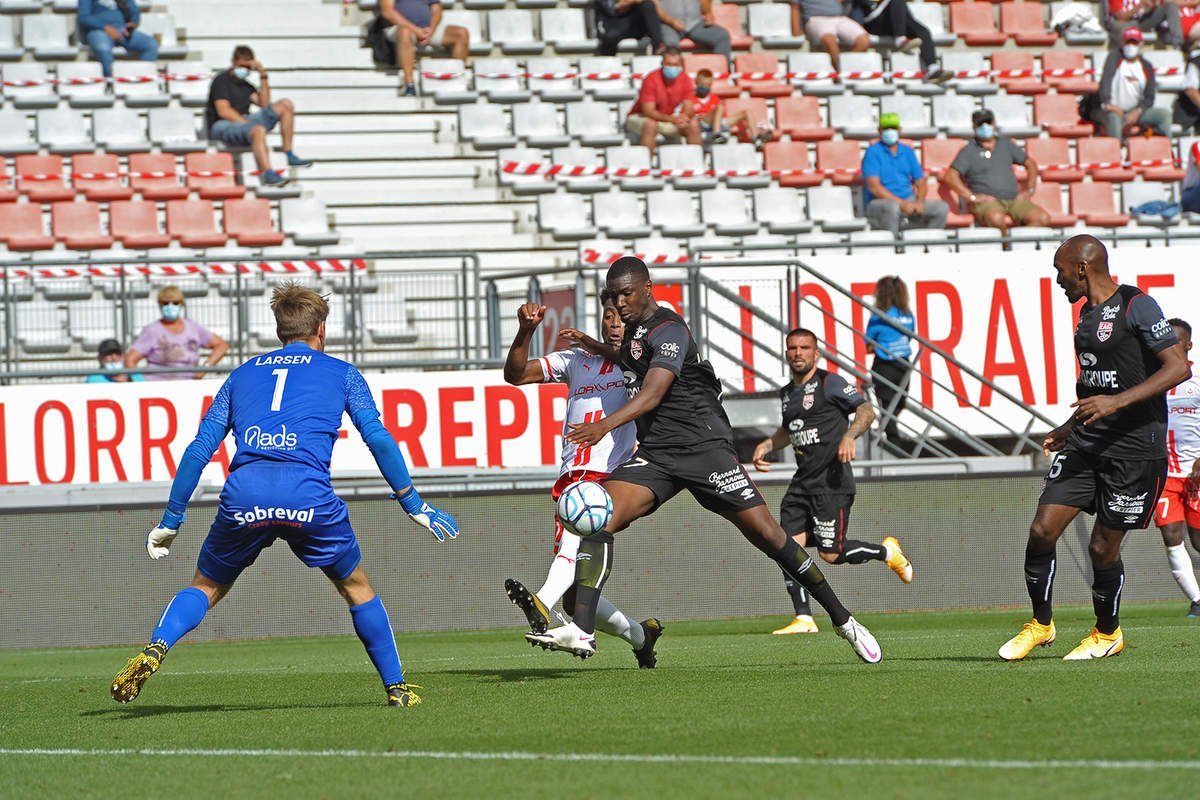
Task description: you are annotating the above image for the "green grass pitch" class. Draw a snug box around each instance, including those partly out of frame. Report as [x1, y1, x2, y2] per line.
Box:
[2, 603, 1198, 799]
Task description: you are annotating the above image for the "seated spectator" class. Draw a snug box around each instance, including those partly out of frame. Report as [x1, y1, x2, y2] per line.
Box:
[78, 0, 158, 78]
[1175, 41, 1200, 133]
[849, 0, 948, 83]
[943, 109, 1051, 234]
[1093, 29, 1171, 140]
[689, 69, 770, 144]
[87, 338, 144, 384]
[1103, 0, 1184, 47]
[378, 0, 470, 97]
[626, 47, 701, 153]
[126, 286, 229, 381]
[205, 45, 312, 188]
[791, 0, 869, 71]
[1184, 139, 1200, 212]
[595, 0, 665, 56]
[654, 0, 732, 65]
[862, 113, 948, 235]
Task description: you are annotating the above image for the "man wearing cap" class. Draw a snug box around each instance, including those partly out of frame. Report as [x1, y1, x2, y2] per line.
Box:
[1103, 0, 1183, 48]
[862, 113, 948, 236]
[87, 339, 145, 384]
[944, 109, 1051, 235]
[1093, 29, 1171, 140]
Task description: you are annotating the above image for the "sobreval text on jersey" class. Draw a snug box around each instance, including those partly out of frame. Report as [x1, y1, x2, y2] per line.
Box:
[254, 354, 313, 365]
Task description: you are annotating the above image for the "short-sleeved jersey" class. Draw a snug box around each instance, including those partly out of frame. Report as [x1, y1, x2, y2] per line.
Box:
[1167, 366, 1200, 477]
[205, 69, 257, 133]
[619, 305, 732, 451]
[780, 368, 868, 494]
[1069, 285, 1178, 459]
[540, 347, 636, 475]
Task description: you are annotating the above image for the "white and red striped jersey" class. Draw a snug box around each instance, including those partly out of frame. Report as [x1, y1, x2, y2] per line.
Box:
[540, 347, 636, 475]
[1167, 365, 1200, 477]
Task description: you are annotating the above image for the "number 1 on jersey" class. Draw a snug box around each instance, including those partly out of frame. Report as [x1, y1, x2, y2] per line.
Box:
[270, 368, 288, 411]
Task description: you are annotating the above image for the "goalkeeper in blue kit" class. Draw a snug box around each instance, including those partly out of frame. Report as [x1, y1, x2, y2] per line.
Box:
[110, 283, 458, 708]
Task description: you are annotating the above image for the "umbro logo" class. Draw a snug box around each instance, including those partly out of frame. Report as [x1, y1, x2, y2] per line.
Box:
[740, 487, 756, 499]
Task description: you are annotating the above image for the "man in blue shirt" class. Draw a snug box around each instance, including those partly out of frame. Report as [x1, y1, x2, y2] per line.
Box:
[77, 0, 158, 78]
[86, 338, 145, 383]
[862, 112, 948, 236]
[110, 283, 458, 708]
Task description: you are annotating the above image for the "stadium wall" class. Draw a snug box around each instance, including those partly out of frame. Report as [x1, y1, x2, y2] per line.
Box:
[2, 474, 1191, 649]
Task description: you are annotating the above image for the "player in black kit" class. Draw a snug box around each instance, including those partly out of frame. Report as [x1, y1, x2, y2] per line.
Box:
[999, 234, 1190, 661]
[526, 257, 883, 664]
[753, 328, 913, 635]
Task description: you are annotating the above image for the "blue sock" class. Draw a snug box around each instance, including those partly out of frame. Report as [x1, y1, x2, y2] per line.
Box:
[350, 595, 405, 686]
[149, 587, 209, 651]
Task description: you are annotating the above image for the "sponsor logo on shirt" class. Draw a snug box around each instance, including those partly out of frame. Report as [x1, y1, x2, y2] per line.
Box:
[1107, 491, 1149, 516]
[232, 505, 315, 527]
[1079, 352, 1098, 367]
[244, 424, 298, 450]
[623, 369, 640, 399]
[1101, 305, 1120, 321]
[1097, 321, 1113, 342]
[633, 325, 647, 339]
[1079, 370, 1119, 389]
[708, 466, 750, 494]
[1152, 318, 1172, 338]
[804, 380, 819, 392]
[572, 379, 626, 398]
[843, 385, 857, 396]
[659, 341, 680, 360]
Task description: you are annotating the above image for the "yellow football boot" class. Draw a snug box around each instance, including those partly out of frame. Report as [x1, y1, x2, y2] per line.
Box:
[772, 616, 819, 634]
[1063, 627, 1123, 660]
[110, 643, 166, 704]
[882, 537, 913, 583]
[386, 682, 423, 707]
[998, 619, 1056, 661]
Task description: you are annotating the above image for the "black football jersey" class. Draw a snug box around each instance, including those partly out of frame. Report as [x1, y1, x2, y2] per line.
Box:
[1068, 284, 1178, 459]
[780, 368, 867, 493]
[619, 305, 733, 451]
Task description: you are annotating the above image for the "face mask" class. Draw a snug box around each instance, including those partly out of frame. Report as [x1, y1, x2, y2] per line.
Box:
[975, 123, 995, 140]
[662, 65, 682, 81]
[695, 86, 710, 98]
[233, 66, 251, 80]
[880, 129, 900, 146]
[101, 360, 121, 371]
[1123, 44, 1140, 60]
[161, 303, 182, 321]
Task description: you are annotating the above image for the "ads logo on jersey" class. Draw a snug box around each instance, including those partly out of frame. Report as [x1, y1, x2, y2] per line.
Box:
[1097, 321, 1113, 342]
[633, 325, 647, 339]
[659, 341, 680, 360]
[1152, 318, 1172, 338]
[1100, 305, 1119, 321]
[244, 425, 297, 450]
[1078, 352, 1098, 367]
[708, 467, 749, 494]
[1107, 491, 1148, 516]
[843, 385, 857, 396]
[232, 505, 315, 527]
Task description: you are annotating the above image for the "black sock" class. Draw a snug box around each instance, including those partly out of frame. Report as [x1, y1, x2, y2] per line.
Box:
[779, 565, 812, 616]
[1092, 560, 1125, 635]
[833, 541, 887, 564]
[1024, 543, 1056, 625]
[571, 532, 614, 634]
[775, 538, 850, 626]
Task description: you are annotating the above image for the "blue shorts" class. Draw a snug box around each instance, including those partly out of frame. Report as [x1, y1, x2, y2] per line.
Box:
[209, 107, 280, 147]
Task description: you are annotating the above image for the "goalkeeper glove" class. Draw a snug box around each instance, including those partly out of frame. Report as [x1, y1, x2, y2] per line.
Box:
[392, 488, 459, 542]
[147, 509, 185, 560]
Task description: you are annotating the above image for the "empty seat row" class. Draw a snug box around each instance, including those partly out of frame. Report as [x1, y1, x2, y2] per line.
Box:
[1, 106, 213, 154]
[1, 153, 253, 201]
[0, 11, 182, 60]
[2, 61, 209, 107]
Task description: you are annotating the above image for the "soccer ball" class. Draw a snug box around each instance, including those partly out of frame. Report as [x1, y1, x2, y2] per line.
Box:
[556, 480, 612, 535]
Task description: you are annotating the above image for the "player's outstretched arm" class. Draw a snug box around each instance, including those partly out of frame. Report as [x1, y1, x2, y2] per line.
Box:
[503, 302, 548, 386]
[753, 426, 789, 472]
[559, 327, 620, 362]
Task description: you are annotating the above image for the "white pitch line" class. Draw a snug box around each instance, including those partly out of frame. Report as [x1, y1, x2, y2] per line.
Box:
[0, 748, 1197, 771]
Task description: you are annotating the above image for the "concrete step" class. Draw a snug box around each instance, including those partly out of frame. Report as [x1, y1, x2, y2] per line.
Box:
[340, 224, 531, 251]
[299, 114, 445, 134]
[317, 183, 498, 205]
[303, 160, 482, 180]
[293, 138, 461, 160]
[334, 203, 517, 224]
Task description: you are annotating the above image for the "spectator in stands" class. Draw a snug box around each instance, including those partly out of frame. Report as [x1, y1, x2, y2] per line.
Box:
[653, 0, 732, 66]
[206, 45, 312, 188]
[595, 0, 665, 56]
[1103, 0, 1184, 47]
[791, 0, 870, 71]
[378, 0, 470, 97]
[689, 69, 769, 144]
[626, 46, 701, 153]
[862, 113, 948, 235]
[849, 0, 949, 83]
[865, 275, 916, 454]
[78, 0, 159, 78]
[1174, 38, 1200, 132]
[125, 286, 229, 381]
[88, 338, 144, 384]
[1183, 139, 1200, 211]
[1093, 29, 1171, 140]
[944, 109, 1051, 235]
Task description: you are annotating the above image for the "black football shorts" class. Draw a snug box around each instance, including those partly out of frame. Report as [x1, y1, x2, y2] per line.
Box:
[780, 484, 855, 553]
[1038, 448, 1167, 530]
[605, 444, 766, 515]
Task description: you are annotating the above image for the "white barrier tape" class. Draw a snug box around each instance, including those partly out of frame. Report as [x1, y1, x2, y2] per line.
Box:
[7, 259, 367, 280]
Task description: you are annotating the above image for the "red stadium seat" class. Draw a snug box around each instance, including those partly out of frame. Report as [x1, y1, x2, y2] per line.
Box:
[763, 140, 822, 187]
[722, 96, 769, 141]
[920, 137, 966, 176]
[775, 97, 833, 141]
[0, 202, 54, 250]
[735, 52, 790, 97]
[991, 51, 1046, 95]
[166, 199, 228, 247]
[815, 139, 862, 185]
[15, 154, 75, 202]
[684, 54, 738, 98]
[949, 3, 1006, 46]
[1033, 94, 1092, 137]
[223, 197, 286, 246]
[1069, 181, 1130, 226]
[1026, 138, 1083, 182]
[110, 200, 171, 249]
[185, 152, 246, 200]
[1031, 183, 1079, 227]
[1127, 137, 1185, 181]
[52, 201, 114, 250]
[712, 4, 753, 50]
[999, 2, 1056, 46]
[72, 154, 133, 201]
[927, 177, 972, 227]
[1041, 51, 1098, 94]
[130, 152, 188, 200]
[1077, 137, 1135, 182]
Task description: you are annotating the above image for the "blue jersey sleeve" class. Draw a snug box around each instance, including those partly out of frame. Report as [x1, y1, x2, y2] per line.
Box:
[163, 377, 233, 523]
[344, 367, 418, 502]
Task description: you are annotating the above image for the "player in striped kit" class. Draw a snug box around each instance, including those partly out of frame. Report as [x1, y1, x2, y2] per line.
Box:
[502, 292, 664, 666]
[1153, 318, 1200, 618]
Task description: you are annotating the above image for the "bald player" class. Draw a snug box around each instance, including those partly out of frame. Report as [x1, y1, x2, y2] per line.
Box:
[999, 235, 1190, 661]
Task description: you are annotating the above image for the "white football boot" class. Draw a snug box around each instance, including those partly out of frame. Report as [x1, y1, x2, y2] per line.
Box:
[525, 621, 597, 659]
[835, 616, 883, 664]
